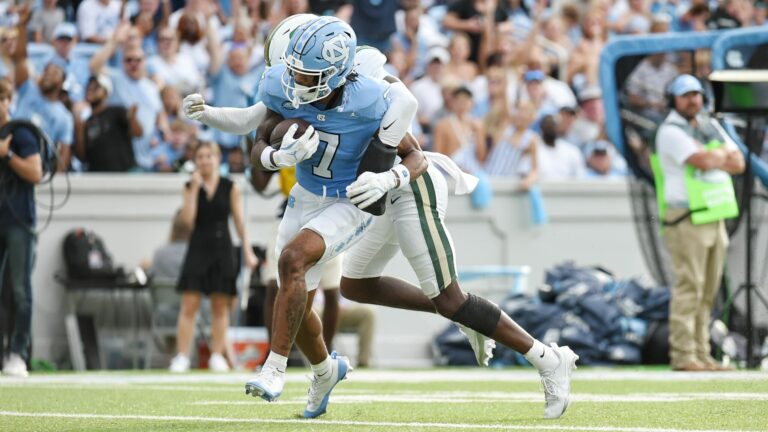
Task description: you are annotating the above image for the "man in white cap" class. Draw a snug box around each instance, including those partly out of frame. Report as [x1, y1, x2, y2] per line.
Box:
[654, 74, 745, 371]
[73, 74, 143, 171]
[410, 46, 451, 131]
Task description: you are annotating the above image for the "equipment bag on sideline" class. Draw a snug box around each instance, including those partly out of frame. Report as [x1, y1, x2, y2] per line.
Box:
[62, 228, 119, 280]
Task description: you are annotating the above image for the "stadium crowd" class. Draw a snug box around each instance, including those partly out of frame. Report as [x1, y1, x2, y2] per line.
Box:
[0, 0, 765, 180]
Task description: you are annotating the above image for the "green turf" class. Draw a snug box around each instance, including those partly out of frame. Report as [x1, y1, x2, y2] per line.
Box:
[1, 369, 767, 431]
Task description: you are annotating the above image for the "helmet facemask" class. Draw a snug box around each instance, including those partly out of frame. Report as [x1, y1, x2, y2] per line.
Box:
[281, 54, 343, 107]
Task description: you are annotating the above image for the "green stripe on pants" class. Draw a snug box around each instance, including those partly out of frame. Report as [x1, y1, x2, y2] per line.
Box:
[411, 173, 454, 291]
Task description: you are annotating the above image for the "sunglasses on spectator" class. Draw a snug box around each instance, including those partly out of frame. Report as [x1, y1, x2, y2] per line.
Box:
[124, 57, 144, 63]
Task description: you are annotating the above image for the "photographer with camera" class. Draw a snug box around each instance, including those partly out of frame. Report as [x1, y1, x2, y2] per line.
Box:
[0, 78, 43, 377]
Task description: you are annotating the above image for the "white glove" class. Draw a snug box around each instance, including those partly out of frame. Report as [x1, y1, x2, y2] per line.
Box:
[183, 93, 207, 121]
[272, 124, 320, 167]
[346, 171, 398, 209]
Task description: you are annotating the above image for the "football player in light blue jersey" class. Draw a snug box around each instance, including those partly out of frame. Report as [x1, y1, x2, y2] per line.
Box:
[184, 14, 577, 421]
[256, 63, 389, 197]
[242, 16, 426, 419]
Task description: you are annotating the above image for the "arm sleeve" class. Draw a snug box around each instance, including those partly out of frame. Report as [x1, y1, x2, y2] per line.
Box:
[657, 124, 698, 165]
[200, 102, 268, 135]
[377, 81, 417, 148]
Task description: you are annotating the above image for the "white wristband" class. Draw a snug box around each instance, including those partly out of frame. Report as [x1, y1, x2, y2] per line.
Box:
[391, 163, 411, 190]
[260, 147, 279, 171]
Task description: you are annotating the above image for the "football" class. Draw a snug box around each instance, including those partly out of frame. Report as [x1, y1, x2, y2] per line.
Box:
[269, 118, 312, 149]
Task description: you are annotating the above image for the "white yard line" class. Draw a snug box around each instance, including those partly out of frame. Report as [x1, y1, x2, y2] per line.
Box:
[192, 392, 768, 405]
[0, 411, 756, 432]
[1, 369, 766, 386]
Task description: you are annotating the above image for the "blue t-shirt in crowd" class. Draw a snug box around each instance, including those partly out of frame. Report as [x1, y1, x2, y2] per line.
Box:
[0, 126, 39, 226]
[107, 68, 163, 170]
[210, 64, 263, 149]
[14, 80, 74, 148]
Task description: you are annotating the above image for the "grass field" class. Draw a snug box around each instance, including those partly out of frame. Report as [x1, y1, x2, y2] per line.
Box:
[1, 368, 767, 431]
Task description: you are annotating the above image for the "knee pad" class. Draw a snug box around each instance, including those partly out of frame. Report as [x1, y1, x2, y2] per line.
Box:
[450, 293, 501, 337]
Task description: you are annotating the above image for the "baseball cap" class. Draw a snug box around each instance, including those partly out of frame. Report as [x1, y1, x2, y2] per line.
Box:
[578, 85, 602, 103]
[88, 74, 113, 96]
[426, 46, 450, 64]
[669, 74, 704, 96]
[584, 139, 610, 156]
[52, 22, 77, 41]
[523, 69, 545, 82]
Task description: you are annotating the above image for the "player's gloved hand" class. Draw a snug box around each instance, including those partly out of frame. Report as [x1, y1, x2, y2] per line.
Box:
[273, 124, 320, 167]
[183, 93, 207, 121]
[346, 171, 398, 209]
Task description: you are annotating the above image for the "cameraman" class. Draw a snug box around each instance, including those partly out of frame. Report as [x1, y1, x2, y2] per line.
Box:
[0, 78, 43, 377]
[654, 74, 744, 372]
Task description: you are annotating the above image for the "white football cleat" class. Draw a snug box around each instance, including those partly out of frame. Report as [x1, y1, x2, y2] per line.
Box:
[539, 343, 578, 419]
[303, 351, 351, 418]
[457, 324, 496, 366]
[245, 367, 285, 402]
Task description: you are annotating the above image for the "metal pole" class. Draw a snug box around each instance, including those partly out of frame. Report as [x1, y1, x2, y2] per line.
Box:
[745, 116, 754, 368]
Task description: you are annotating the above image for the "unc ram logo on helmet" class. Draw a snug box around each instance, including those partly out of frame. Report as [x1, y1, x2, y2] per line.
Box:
[281, 17, 356, 108]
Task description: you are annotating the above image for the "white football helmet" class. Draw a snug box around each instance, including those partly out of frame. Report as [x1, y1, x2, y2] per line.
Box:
[264, 14, 317, 67]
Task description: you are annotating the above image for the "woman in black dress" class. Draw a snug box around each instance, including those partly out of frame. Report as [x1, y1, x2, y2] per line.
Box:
[169, 142, 257, 372]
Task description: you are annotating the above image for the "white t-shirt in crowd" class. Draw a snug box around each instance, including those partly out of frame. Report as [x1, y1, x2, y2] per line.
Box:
[656, 110, 737, 206]
[77, 0, 121, 41]
[536, 138, 586, 181]
[410, 76, 443, 125]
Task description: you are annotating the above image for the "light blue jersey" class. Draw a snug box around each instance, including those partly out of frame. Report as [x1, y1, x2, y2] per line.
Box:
[259, 64, 390, 197]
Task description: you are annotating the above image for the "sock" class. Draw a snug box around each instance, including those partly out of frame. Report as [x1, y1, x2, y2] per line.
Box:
[264, 351, 288, 373]
[524, 340, 559, 371]
[311, 355, 332, 380]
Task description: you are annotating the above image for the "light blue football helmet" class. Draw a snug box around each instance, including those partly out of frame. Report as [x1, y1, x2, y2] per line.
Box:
[281, 16, 357, 107]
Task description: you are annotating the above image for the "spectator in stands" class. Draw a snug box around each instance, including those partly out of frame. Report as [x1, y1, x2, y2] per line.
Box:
[583, 137, 627, 178]
[350, 0, 397, 53]
[309, 0, 352, 19]
[0, 78, 43, 378]
[73, 74, 143, 171]
[567, 85, 605, 150]
[150, 118, 191, 172]
[130, 0, 170, 56]
[536, 114, 585, 180]
[0, 27, 18, 83]
[443, 0, 507, 65]
[432, 86, 485, 172]
[147, 26, 204, 96]
[756, 1, 767, 26]
[411, 46, 449, 133]
[707, 0, 742, 30]
[541, 14, 573, 61]
[174, 11, 220, 78]
[77, 0, 122, 44]
[12, 8, 74, 172]
[445, 32, 478, 84]
[566, 8, 606, 91]
[390, 4, 430, 82]
[90, 22, 167, 170]
[625, 51, 678, 123]
[170, 141, 257, 373]
[608, 0, 652, 35]
[654, 74, 744, 371]
[484, 101, 539, 190]
[271, 0, 311, 27]
[209, 46, 259, 157]
[678, 3, 711, 32]
[30, 0, 65, 43]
